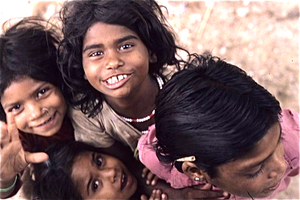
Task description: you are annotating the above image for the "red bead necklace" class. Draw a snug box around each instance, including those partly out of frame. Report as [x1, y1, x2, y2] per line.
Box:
[121, 74, 163, 124]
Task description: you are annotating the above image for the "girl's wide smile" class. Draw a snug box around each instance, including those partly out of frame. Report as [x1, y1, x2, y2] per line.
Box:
[102, 73, 132, 90]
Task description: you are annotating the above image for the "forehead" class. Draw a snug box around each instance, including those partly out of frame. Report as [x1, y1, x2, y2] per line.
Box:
[84, 22, 137, 43]
[218, 123, 281, 173]
[1, 77, 42, 100]
[72, 151, 90, 177]
[71, 152, 91, 189]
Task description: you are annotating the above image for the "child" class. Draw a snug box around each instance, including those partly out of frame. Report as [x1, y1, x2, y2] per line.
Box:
[58, 0, 188, 151]
[58, 1, 228, 198]
[29, 141, 168, 200]
[137, 54, 299, 199]
[0, 17, 74, 198]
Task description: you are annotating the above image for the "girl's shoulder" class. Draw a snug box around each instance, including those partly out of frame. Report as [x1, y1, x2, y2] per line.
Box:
[280, 109, 299, 170]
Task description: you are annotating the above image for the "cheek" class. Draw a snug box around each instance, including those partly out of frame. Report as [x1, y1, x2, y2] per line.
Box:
[83, 61, 100, 80]
[210, 173, 260, 198]
[52, 93, 67, 112]
[13, 115, 27, 130]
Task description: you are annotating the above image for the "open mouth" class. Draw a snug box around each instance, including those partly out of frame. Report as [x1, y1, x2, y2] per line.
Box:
[105, 74, 128, 85]
[121, 171, 127, 190]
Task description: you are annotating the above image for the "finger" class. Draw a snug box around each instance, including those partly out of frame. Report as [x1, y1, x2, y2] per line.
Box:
[154, 189, 162, 200]
[25, 152, 49, 164]
[149, 189, 159, 200]
[140, 194, 148, 200]
[151, 176, 160, 186]
[189, 189, 229, 199]
[198, 183, 212, 190]
[147, 172, 155, 182]
[142, 167, 149, 178]
[0, 121, 9, 147]
[161, 193, 168, 200]
[6, 113, 19, 141]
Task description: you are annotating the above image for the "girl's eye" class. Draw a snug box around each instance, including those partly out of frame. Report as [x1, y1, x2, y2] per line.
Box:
[37, 88, 50, 98]
[8, 104, 21, 112]
[248, 164, 264, 178]
[96, 156, 103, 167]
[90, 51, 103, 57]
[120, 44, 133, 50]
[92, 180, 99, 191]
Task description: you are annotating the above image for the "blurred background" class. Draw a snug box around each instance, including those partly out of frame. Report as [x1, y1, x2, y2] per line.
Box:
[1, 1, 299, 199]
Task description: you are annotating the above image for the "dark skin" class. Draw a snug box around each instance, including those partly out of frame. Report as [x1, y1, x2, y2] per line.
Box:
[101, 141, 229, 200]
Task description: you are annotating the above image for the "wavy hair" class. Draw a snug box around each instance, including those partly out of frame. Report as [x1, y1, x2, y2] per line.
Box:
[0, 17, 61, 122]
[58, 0, 188, 117]
[155, 54, 281, 178]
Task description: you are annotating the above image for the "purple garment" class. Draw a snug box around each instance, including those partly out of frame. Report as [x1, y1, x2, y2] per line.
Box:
[138, 109, 299, 199]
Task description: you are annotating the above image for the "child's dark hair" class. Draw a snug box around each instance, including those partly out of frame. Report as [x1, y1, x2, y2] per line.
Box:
[58, 0, 188, 117]
[30, 141, 141, 200]
[0, 17, 61, 122]
[30, 141, 91, 200]
[155, 54, 281, 178]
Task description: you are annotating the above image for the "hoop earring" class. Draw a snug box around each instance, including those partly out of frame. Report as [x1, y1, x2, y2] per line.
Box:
[42, 108, 50, 116]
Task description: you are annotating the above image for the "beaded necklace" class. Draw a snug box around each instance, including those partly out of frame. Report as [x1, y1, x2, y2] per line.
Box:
[121, 74, 164, 127]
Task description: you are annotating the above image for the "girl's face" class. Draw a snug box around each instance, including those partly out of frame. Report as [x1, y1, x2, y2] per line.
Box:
[1, 76, 67, 136]
[82, 22, 156, 101]
[71, 151, 138, 200]
[206, 122, 287, 198]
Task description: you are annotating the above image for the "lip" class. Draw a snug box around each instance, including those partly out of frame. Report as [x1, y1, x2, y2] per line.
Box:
[32, 112, 57, 131]
[102, 73, 131, 90]
[120, 170, 127, 190]
[268, 181, 281, 191]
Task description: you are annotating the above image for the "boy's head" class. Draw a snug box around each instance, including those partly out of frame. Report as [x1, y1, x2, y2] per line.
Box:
[155, 54, 285, 198]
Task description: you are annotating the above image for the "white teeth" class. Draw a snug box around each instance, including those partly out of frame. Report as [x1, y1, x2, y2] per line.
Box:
[112, 76, 118, 83]
[106, 74, 128, 84]
[118, 75, 124, 81]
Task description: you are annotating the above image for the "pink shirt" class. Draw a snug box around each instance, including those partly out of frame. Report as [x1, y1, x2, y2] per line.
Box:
[137, 109, 299, 199]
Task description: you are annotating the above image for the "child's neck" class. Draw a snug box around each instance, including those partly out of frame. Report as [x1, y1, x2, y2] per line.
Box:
[105, 74, 158, 119]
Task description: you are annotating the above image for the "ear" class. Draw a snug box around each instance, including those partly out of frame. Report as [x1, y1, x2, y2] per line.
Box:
[84, 74, 87, 80]
[182, 161, 208, 182]
[149, 52, 157, 63]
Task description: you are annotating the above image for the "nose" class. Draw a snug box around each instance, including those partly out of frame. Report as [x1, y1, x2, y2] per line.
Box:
[101, 168, 117, 183]
[267, 149, 287, 179]
[105, 51, 124, 70]
[26, 102, 42, 121]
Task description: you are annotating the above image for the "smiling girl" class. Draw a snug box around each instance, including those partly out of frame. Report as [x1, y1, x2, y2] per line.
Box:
[58, 0, 187, 151]
[0, 17, 74, 198]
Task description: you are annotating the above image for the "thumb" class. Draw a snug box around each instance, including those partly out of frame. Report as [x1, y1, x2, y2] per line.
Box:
[25, 152, 49, 164]
[200, 183, 213, 190]
[193, 182, 213, 190]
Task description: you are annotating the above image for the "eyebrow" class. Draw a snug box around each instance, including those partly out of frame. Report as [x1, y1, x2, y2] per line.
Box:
[86, 152, 96, 196]
[241, 126, 282, 171]
[82, 35, 138, 53]
[2, 82, 48, 110]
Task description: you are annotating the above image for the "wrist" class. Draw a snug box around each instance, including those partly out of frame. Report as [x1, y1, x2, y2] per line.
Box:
[0, 176, 17, 193]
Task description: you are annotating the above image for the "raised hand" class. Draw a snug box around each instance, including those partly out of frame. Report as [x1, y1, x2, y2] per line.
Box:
[141, 189, 168, 200]
[142, 167, 160, 186]
[0, 113, 48, 187]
